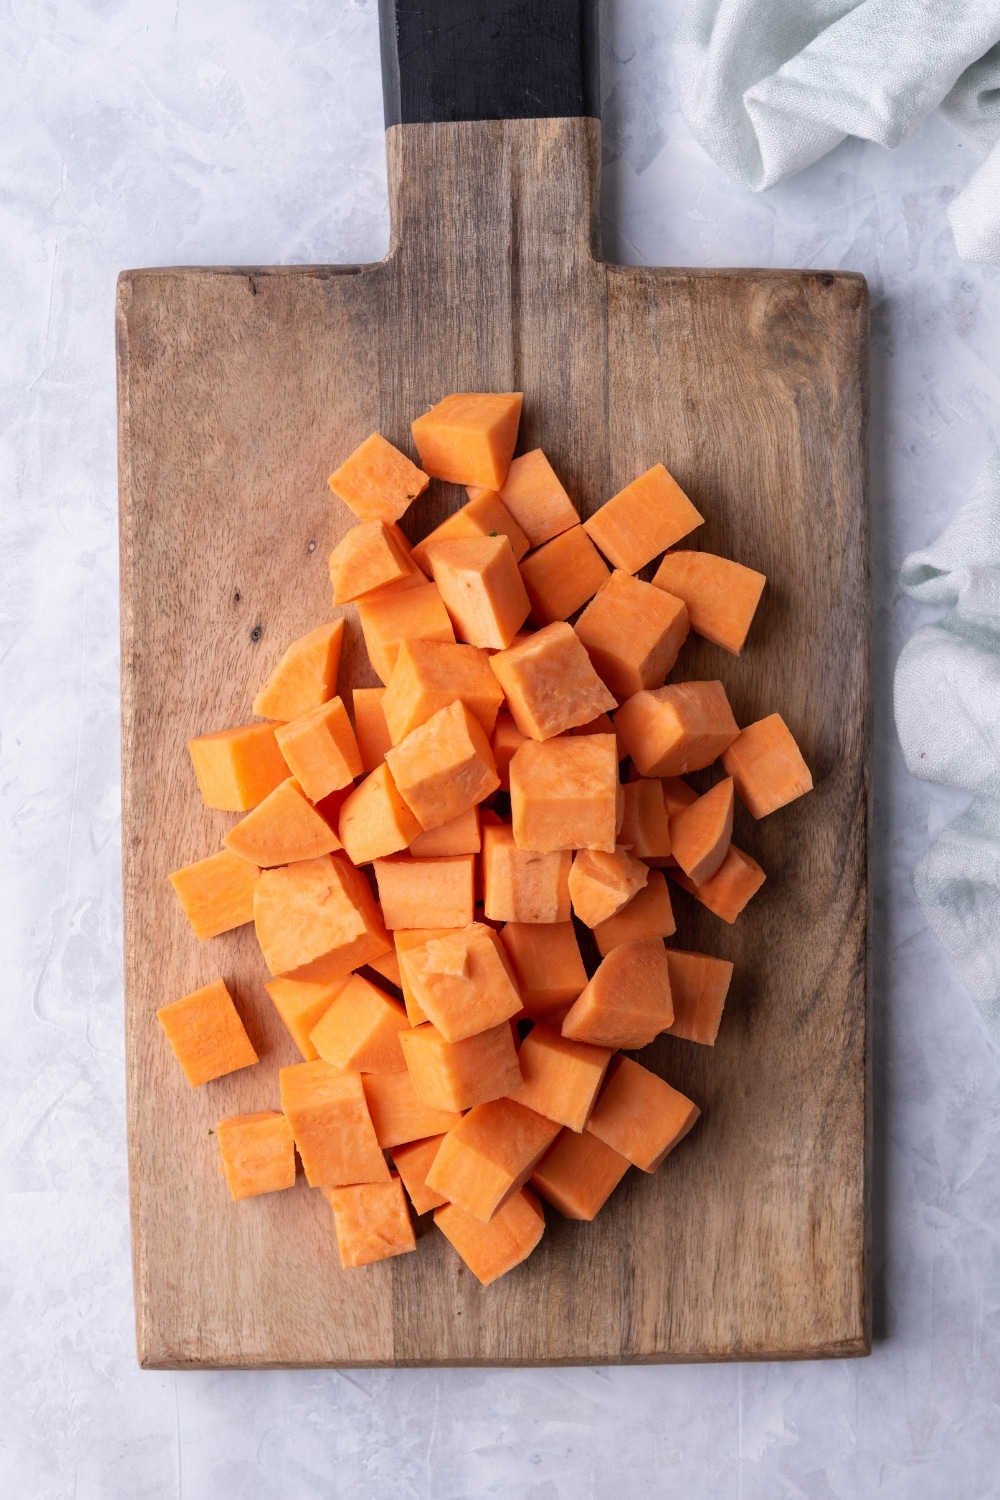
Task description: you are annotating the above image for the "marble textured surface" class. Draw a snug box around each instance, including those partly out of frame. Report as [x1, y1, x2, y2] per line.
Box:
[3, 0, 1000, 1494]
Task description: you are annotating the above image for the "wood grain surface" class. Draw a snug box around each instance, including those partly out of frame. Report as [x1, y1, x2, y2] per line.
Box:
[118, 117, 871, 1368]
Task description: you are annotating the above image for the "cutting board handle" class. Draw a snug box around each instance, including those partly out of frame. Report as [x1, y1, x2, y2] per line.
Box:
[378, 0, 599, 126]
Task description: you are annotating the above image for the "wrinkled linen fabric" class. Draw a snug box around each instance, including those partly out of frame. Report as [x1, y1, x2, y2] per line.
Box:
[673, 1, 1000, 264]
[895, 455, 1000, 1041]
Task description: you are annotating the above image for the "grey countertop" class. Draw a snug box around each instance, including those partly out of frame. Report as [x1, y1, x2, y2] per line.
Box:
[3, 1, 1000, 1495]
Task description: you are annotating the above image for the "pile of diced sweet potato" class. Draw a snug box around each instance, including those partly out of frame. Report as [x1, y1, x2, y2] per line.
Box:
[158, 392, 813, 1285]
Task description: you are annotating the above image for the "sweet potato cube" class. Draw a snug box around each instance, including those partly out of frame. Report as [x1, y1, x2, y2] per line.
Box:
[409, 806, 481, 857]
[385, 699, 499, 831]
[491, 710, 527, 790]
[583, 463, 704, 573]
[531, 1129, 630, 1220]
[394, 926, 462, 1026]
[593, 870, 676, 955]
[401, 1020, 522, 1112]
[575, 570, 690, 699]
[254, 852, 391, 980]
[721, 714, 813, 818]
[497, 448, 580, 546]
[224, 777, 341, 867]
[168, 847, 260, 940]
[670, 777, 734, 885]
[252, 619, 345, 722]
[411, 490, 529, 572]
[373, 854, 475, 929]
[279, 1061, 388, 1187]
[568, 846, 649, 927]
[396, 922, 522, 1041]
[390, 1134, 450, 1214]
[618, 777, 672, 859]
[216, 1111, 296, 1201]
[308, 973, 409, 1073]
[489, 622, 615, 741]
[482, 823, 571, 923]
[561, 937, 674, 1049]
[362, 1074, 462, 1149]
[519, 526, 610, 625]
[586, 1055, 700, 1171]
[652, 550, 766, 655]
[614, 681, 740, 777]
[322, 1175, 416, 1268]
[328, 431, 429, 523]
[498, 921, 588, 1021]
[337, 763, 422, 864]
[661, 776, 699, 818]
[328, 520, 424, 606]
[358, 582, 456, 684]
[425, 535, 530, 650]
[265, 974, 351, 1061]
[274, 697, 362, 803]
[664, 948, 734, 1045]
[510, 735, 620, 853]
[411, 392, 523, 489]
[507, 1023, 612, 1132]
[425, 1098, 560, 1222]
[435, 1186, 545, 1285]
[157, 979, 258, 1087]
[352, 687, 393, 772]
[669, 844, 766, 923]
[187, 722, 289, 811]
[382, 639, 504, 744]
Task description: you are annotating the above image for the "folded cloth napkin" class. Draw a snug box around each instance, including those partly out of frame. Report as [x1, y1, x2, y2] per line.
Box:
[895, 454, 1000, 1042]
[673, 1, 1000, 264]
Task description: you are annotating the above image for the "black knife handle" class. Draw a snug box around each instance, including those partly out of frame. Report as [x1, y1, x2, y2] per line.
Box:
[378, 0, 600, 127]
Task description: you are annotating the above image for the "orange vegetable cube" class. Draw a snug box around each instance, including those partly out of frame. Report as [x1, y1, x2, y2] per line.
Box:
[187, 721, 289, 812]
[531, 1129, 630, 1220]
[568, 846, 649, 927]
[382, 639, 504, 744]
[401, 1020, 522, 1112]
[583, 463, 704, 573]
[614, 680, 740, 777]
[308, 973, 409, 1072]
[409, 806, 481, 857]
[157, 978, 258, 1087]
[322, 1175, 416, 1268]
[482, 823, 571, 923]
[273, 697, 362, 803]
[510, 735, 620, 853]
[411, 392, 523, 489]
[337, 763, 422, 864]
[279, 1061, 388, 1187]
[252, 619, 345, 722]
[223, 777, 341, 867]
[661, 775, 699, 818]
[435, 1186, 545, 1285]
[618, 777, 672, 859]
[425, 1098, 560, 1222]
[358, 581, 456, 684]
[328, 520, 424, 606]
[327, 431, 429, 523]
[411, 490, 529, 572]
[394, 926, 462, 1026]
[586, 1055, 700, 1171]
[562, 937, 674, 1049]
[385, 699, 499, 831]
[491, 710, 527, 790]
[519, 525, 610, 626]
[352, 687, 393, 771]
[396, 923, 522, 1042]
[720, 714, 813, 818]
[253, 852, 391, 980]
[425, 535, 530, 650]
[593, 870, 676, 955]
[664, 948, 734, 1045]
[390, 1134, 450, 1214]
[168, 847, 260, 940]
[215, 1112, 296, 1201]
[652, 550, 766, 655]
[507, 1023, 612, 1132]
[265, 974, 351, 1061]
[669, 777, 734, 885]
[575, 570, 690, 699]
[498, 921, 588, 1021]
[373, 853, 475, 929]
[669, 844, 765, 923]
[362, 1074, 462, 1149]
[489, 622, 616, 741]
[496, 448, 580, 546]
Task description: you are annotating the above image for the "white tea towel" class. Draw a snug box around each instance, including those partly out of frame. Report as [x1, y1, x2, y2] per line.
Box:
[673, 1, 1000, 264]
[895, 454, 1000, 1041]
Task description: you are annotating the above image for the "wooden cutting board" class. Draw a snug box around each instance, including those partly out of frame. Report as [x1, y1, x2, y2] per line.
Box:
[117, 0, 870, 1367]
